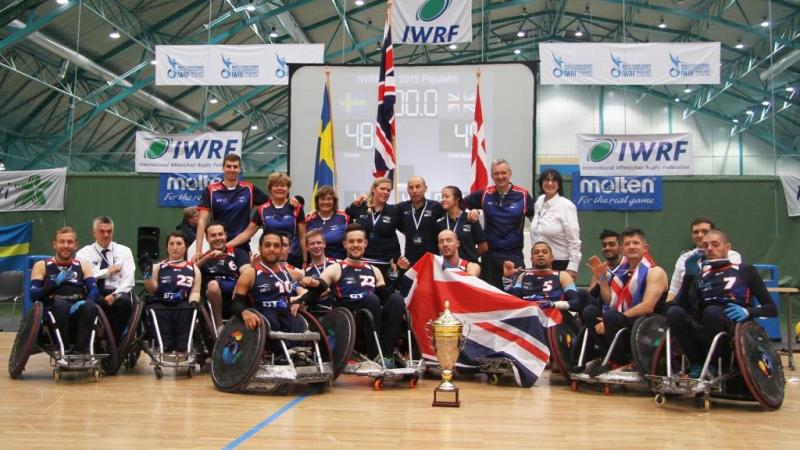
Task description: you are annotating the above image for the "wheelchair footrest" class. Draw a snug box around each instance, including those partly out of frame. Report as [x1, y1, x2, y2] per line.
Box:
[268, 331, 320, 341]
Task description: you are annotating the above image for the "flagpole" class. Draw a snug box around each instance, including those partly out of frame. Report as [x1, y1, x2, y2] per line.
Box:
[325, 65, 338, 196]
[387, 0, 398, 204]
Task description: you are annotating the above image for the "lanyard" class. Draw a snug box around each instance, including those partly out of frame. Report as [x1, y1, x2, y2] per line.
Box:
[411, 200, 428, 232]
[310, 259, 330, 277]
[371, 211, 383, 229]
[261, 262, 289, 283]
[445, 212, 461, 231]
[95, 244, 112, 266]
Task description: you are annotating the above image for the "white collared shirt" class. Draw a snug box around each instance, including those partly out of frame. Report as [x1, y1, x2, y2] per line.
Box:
[668, 247, 742, 295]
[76, 241, 135, 295]
[530, 193, 582, 272]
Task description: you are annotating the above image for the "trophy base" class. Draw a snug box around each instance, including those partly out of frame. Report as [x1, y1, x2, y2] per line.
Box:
[432, 387, 461, 407]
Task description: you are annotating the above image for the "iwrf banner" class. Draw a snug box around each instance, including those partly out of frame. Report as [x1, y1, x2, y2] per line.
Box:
[155, 44, 324, 86]
[393, 0, 472, 45]
[540, 42, 720, 85]
[0, 221, 32, 272]
[779, 172, 800, 217]
[0, 168, 66, 211]
[578, 133, 692, 176]
[135, 131, 242, 173]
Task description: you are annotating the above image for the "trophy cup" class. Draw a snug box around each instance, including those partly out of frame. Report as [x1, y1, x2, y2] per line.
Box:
[428, 301, 464, 407]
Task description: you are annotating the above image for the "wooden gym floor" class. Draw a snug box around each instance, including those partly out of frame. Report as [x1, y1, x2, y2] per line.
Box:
[1, 332, 799, 449]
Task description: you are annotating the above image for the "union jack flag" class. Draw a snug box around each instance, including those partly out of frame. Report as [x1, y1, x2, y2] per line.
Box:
[372, 12, 397, 182]
[404, 254, 561, 387]
[609, 253, 656, 312]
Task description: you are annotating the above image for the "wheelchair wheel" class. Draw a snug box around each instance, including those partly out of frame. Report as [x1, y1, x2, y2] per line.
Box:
[106, 296, 144, 374]
[198, 300, 217, 353]
[8, 302, 44, 379]
[354, 308, 379, 358]
[96, 307, 120, 375]
[630, 314, 667, 378]
[211, 309, 266, 392]
[735, 321, 785, 410]
[547, 313, 580, 382]
[318, 307, 357, 380]
[299, 310, 335, 371]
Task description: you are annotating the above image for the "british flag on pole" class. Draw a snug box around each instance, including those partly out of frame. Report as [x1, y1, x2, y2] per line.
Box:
[404, 253, 561, 387]
[372, 10, 397, 182]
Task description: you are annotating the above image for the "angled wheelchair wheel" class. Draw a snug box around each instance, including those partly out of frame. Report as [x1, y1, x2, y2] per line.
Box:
[547, 312, 580, 382]
[8, 302, 44, 379]
[318, 307, 357, 380]
[735, 321, 785, 410]
[631, 314, 668, 378]
[354, 308, 379, 358]
[106, 296, 145, 374]
[96, 306, 120, 375]
[300, 309, 335, 370]
[198, 300, 217, 352]
[211, 310, 266, 393]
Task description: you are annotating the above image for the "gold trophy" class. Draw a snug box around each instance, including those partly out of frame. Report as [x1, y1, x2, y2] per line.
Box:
[428, 301, 464, 407]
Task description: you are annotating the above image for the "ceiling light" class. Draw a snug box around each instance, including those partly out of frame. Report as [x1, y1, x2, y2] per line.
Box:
[761, 98, 770, 106]
[209, 96, 218, 104]
[269, 27, 279, 38]
[683, 86, 691, 93]
[0, 162, 5, 171]
[575, 28, 583, 37]
[109, 28, 121, 39]
[150, 59, 157, 65]
[674, 97, 680, 102]
[732, 118, 739, 124]
[448, 44, 457, 50]
[355, 0, 364, 6]
[267, 135, 275, 141]
[517, 30, 526, 38]
[56, 0, 69, 4]
[247, 1, 256, 12]
[658, 18, 667, 29]
[735, 38, 744, 49]
[786, 86, 795, 93]
[514, 49, 521, 55]
[277, 143, 284, 148]
[251, 124, 258, 130]
[760, 17, 770, 28]
[746, 108, 754, 115]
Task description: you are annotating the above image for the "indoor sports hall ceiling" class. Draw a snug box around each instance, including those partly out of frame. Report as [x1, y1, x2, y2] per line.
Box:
[0, 0, 797, 172]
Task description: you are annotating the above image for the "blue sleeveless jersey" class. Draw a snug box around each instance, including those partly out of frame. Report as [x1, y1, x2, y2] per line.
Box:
[698, 261, 751, 307]
[333, 261, 378, 301]
[201, 246, 248, 282]
[44, 258, 86, 297]
[154, 261, 195, 303]
[254, 201, 305, 261]
[251, 264, 297, 313]
[442, 258, 470, 273]
[511, 269, 564, 302]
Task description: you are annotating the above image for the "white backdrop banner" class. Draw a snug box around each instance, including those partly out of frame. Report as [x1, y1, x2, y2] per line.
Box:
[779, 172, 800, 217]
[155, 44, 324, 86]
[393, 0, 473, 44]
[540, 42, 720, 85]
[578, 133, 693, 176]
[135, 131, 242, 173]
[0, 168, 66, 211]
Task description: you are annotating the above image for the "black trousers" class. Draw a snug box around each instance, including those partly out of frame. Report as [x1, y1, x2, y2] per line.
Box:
[49, 298, 99, 353]
[150, 303, 194, 352]
[99, 290, 132, 345]
[481, 252, 524, 290]
[339, 293, 406, 356]
[666, 304, 733, 366]
[581, 305, 634, 365]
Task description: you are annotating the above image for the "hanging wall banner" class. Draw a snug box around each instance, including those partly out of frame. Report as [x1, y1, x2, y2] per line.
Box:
[572, 174, 662, 211]
[155, 44, 324, 86]
[779, 172, 800, 217]
[393, 0, 473, 45]
[578, 133, 692, 176]
[0, 168, 66, 212]
[159, 173, 223, 207]
[540, 42, 720, 85]
[135, 131, 242, 173]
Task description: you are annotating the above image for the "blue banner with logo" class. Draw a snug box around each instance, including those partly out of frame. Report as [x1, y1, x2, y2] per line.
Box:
[159, 173, 223, 207]
[572, 174, 662, 211]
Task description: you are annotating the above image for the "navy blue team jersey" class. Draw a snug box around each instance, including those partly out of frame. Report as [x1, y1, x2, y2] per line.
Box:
[435, 211, 487, 263]
[154, 261, 195, 303]
[333, 261, 378, 301]
[43, 258, 86, 297]
[199, 181, 268, 247]
[200, 246, 249, 282]
[304, 257, 338, 279]
[697, 261, 751, 307]
[253, 201, 305, 261]
[442, 258, 470, 272]
[305, 211, 349, 260]
[345, 203, 401, 263]
[466, 185, 533, 258]
[507, 269, 564, 302]
[398, 199, 444, 263]
[250, 263, 297, 313]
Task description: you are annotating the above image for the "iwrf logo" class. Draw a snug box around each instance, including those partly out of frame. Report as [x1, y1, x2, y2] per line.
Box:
[417, 0, 451, 21]
[587, 139, 616, 162]
[401, 0, 461, 44]
[144, 136, 239, 160]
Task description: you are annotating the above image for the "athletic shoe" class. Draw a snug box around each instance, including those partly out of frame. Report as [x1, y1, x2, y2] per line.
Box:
[374, 355, 395, 369]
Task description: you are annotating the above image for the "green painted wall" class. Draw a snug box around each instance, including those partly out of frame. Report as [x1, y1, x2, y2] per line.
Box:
[1, 174, 798, 286]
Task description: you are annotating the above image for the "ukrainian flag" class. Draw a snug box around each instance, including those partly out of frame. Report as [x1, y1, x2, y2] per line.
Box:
[0, 221, 32, 272]
[312, 80, 336, 202]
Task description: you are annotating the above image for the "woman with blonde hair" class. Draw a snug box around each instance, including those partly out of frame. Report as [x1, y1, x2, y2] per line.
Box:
[345, 177, 401, 281]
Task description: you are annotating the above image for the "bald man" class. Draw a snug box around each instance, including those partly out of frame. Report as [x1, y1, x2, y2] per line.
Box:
[438, 230, 481, 276]
[397, 176, 444, 264]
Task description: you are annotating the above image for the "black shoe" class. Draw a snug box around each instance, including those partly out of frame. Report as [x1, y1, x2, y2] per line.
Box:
[588, 362, 611, 377]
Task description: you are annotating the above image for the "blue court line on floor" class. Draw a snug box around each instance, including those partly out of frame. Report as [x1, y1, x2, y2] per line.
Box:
[222, 394, 307, 449]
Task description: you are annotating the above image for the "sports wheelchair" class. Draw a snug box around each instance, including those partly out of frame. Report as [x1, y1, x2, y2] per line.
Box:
[8, 300, 118, 382]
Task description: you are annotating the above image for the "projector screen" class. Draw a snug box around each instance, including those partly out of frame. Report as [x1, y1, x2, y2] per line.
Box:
[288, 63, 536, 207]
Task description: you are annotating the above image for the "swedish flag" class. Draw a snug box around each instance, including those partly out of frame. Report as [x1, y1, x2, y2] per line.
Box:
[0, 221, 32, 272]
[312, 80, 336, 201]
